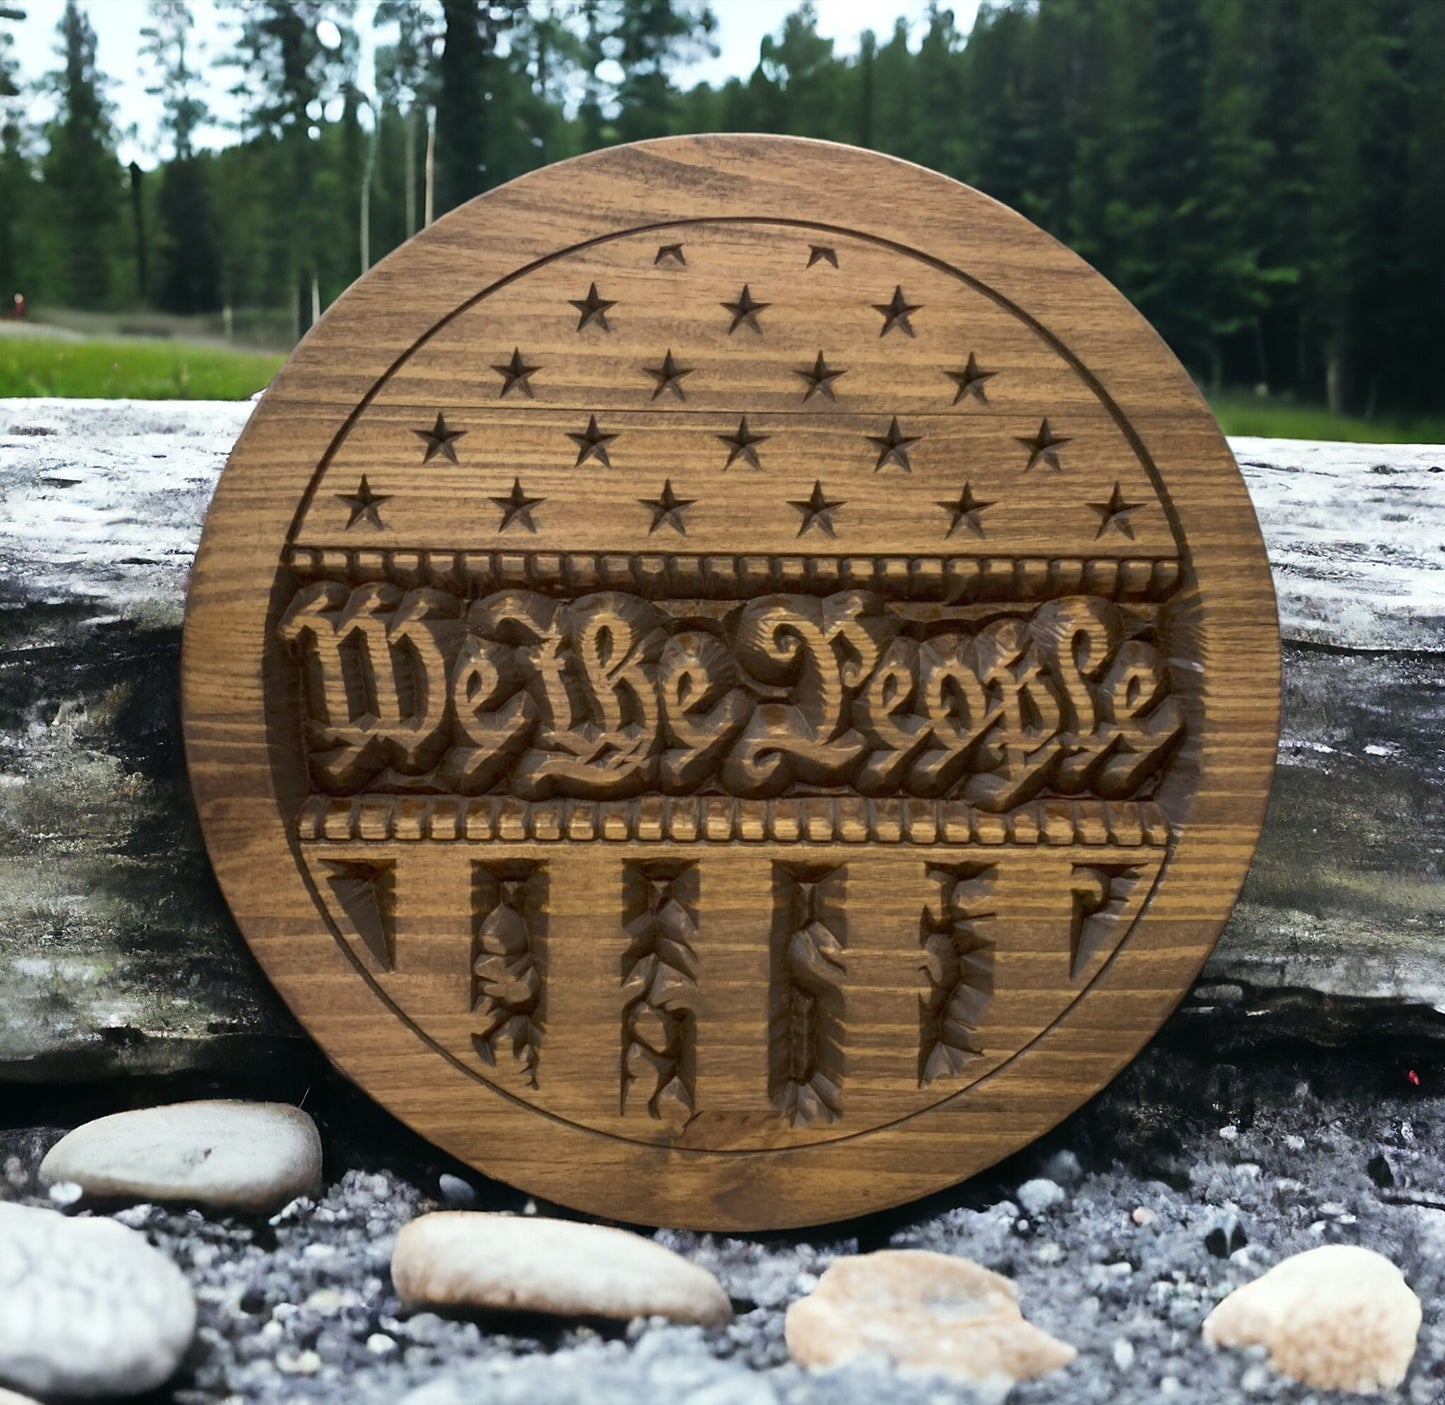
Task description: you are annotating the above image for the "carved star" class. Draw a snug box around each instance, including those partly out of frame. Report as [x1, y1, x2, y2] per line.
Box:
[718, 415, 770, 470]
[338, 475, 390, 530]
[938, 482, 995, 538]
[491, 477, 543, 533]
[790, 480, 844, 538]
[569, 282, 615, 331]
[492, 347, 539, 398]
[639, 479, 695, 535]
[867, 416, 919, 472]
[1088, 481, 1144, 540]
[796, 350, 846, 403]
[1018, 418, 1070, 471]
[643, 349, 694, 401]
[807, 244, 838, 269]
[568, 414, 618, 468]
[946, 352, 997, 406]
[873, 285, 920, 337]
[413, 411, 466, 464]
[654, 243, 686, 267]
[722, 283, 769, 334]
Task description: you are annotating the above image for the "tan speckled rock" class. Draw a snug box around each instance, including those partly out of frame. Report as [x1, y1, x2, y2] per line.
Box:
[785, 1249, 1075, 1382]
[1203, 1244, 1421, 1393]
[38, 1100, 322, 1213]
[391, 1213, 732, 1325]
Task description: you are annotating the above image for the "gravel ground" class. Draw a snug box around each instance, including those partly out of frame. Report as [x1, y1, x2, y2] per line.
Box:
[3, 1031, 1444, 1404]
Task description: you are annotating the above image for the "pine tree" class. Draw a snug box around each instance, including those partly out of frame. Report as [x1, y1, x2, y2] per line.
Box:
[143, 0, 220, 314]
[433, 0, 518, 213]
[0, 4, 32, 307]
[42, 1, 120, 308]
[374, 0, 439, 237]
[219, 0, 357, 330]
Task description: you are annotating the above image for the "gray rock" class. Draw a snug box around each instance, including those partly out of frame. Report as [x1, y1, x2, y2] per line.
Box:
[437, 1173, 476, 1208]
[38, 1100, 322, 1212]
[0, 1201, 196, 1397]
[392, 1213, 733, 1326]
[1017, 1179, 1067, 1217]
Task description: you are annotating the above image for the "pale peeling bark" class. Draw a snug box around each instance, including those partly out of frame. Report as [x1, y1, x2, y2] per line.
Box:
[0, 399, 1440, 1078]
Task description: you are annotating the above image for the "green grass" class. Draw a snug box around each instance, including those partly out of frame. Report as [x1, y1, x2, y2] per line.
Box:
[3, 332, 1442, 441]
[1208, 391, 1445, 444]
[0, 335, 284, 400]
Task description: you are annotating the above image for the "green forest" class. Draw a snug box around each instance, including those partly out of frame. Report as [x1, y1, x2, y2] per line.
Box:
[1, 0, 1441, 422]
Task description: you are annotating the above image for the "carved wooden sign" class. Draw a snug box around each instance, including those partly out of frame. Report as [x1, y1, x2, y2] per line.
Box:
[182, 136, 1279, 1230]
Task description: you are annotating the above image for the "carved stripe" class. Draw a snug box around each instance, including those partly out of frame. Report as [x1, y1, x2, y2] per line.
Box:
[770, 864, 847, 1126]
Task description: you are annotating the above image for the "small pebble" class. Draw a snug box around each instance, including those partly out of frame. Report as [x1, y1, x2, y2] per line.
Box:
[1240, 1363, 1272, 1392]
[1016, 1178, 1066, 1217]
[785, 1248, 1075, 1382]
[0, 1202, 196, 1397]
[682, 1378, 779, 1405]
[1042, 1149, 1084, 1186]
[1112, 1337, 1136, 1371]
[1203, 1244, 1420, 1392]
[276, 1348, 322, 1375]
[438, 1173, 477, 1207]
[0, 1390, 44, 1405]
[45, 1180, 82, 1208]
[1131, 1207, 1155, 1226]
[303, 1288, 348, 1313]
[392, 1212, 732, 1325]
[366, 1333, 398, 1356]
[38, 1100, 322, 1213]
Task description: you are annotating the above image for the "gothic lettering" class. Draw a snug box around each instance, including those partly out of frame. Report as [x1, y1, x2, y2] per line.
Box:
[278, 584, 1184, 805]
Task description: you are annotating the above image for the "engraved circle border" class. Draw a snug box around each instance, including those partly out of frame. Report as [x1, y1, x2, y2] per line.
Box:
[273, 215, 1191, 1156]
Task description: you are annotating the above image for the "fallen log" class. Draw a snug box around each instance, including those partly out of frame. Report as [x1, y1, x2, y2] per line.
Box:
[1, 400, 1440, 1080]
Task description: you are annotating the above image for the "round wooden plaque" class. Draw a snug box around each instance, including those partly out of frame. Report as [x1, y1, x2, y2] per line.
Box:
[183, 135, 1279, 1230]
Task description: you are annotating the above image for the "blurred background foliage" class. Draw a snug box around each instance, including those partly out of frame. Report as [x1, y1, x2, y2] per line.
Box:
[0, 0, 1441, 433]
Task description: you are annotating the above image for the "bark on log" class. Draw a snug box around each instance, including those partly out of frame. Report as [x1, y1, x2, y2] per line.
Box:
[1, 401, 1441, 1080]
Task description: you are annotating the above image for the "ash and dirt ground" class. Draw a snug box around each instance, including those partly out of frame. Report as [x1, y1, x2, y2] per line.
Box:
[5, 1028, 1445, 1405]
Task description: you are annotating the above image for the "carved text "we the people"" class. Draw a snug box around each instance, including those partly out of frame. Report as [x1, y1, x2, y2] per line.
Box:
[278, 585, 1184, 810]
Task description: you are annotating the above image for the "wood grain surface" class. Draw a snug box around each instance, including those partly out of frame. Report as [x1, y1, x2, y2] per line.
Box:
[181, 135, 1280, 1230]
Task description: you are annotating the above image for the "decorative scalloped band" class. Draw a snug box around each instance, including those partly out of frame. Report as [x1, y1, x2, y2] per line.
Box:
[295, 795, 1171, 847]
[285, 547, 1182, 604]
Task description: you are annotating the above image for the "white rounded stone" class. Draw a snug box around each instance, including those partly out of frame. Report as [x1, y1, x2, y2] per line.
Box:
[1016, 1178, 1066, 1217]
[785, 1249, 1076, 1383]
[0, 1389, 43, 1405]
[38, 1100, 322, 1213]
[0, 1202, 196, 1397]
[391, 1212, 732, 1325]
[1202, 1244, 1421, 1393]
